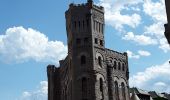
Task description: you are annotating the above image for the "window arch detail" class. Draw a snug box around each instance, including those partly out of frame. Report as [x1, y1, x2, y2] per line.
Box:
[96, 52, 104, 68]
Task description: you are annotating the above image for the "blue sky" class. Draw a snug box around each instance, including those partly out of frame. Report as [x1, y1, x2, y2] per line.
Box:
[0, 0, 170, 100]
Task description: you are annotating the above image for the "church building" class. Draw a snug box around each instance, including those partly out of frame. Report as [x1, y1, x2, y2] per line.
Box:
[47, 0, 130, 100]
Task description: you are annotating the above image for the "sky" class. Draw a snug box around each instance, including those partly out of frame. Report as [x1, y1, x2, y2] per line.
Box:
[0, 0, 170, 100]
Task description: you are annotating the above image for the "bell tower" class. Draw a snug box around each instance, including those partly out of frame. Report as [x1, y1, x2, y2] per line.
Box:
[65, 0, 108, 100]
[47, 0, 130, 100]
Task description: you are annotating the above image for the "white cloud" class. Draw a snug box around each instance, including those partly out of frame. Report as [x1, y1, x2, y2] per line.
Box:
[98, 0, 142, 31]
[122, 32, 158, 45]
[126, 50, 140, 59]
[97, 0, 169, 52]
[126, 50, 151, 59]
[143, 0, 170, 53]
[154, 82, 167, 87]
[0, 26, 67, 64]
[19, 81, 47, 100]
[159, 38, 170, 53]
[143, 0, 166, 22]
[130, 59, 170, 92]
[138, 50, 151, 56]
[144, 22, 165, 38]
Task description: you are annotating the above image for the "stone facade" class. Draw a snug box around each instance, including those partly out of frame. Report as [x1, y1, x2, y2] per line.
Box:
[47, 0, 130, 100]
[165, 0, 170, 44]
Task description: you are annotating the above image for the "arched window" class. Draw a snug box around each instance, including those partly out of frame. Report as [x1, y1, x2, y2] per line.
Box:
[81, 55, 86, 65]
[100, 78, 104, 100]
[93, 20, 95, 30]
[83, 20, 85, 29]
[74, 21, 77, 29]
[121, 82, 126, 100]
[118, 62, 121, 70]
[82, 77, 87, 97]
[79, 21, 81, 29]
[114, 61, 117, 69]
[98, 56, 102, 66]
[122, 63, 125, 71]
[115, 81, 119, 100]
[100, 78, 103, 92]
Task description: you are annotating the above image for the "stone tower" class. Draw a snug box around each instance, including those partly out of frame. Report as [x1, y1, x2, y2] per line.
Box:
[47, 0, 130, 100]
[165, 0, 170, 44]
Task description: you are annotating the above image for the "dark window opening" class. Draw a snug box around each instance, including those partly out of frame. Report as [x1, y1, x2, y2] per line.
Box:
[114, 61, 117, 69]
[102, 24, 104, 34]
[74, 21, 77, 29]
[93, 20, 95, 30]
[95, 38, 98, 44]
[100, 78, 103, 92]
[118, 62, 121, 70]
[100, 40, 103, 46]
[121, 83, 126, 100]
[81, 55, 86, 65]
[96, 22, 98, 32]
[98, 56, 102, 66]
[76, 38, 81, 44]
[100, 78, 104, 100]
[122, 63, 125, 71]
[99, 23, 101, 33]
[84, 37, 89, 43]
[115, 81, 119, 100]
[83, 20, 85, 29]
[82, 77, 87, 97]
[79, 21, 81, 29]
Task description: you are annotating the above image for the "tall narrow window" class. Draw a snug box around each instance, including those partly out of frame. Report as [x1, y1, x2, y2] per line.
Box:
[102, 24, 104, 34]
[79, 21, 81, 29]
[83, 20, 85, 29]
[93, 20, 95, 30]
[100, 78, 104, 100]
[97, 22, 99, 32]
[96, 22, 98, 31]
[82, 77, 87, 97]
[98, 56, 102, 66]
[121, 82, 126, 100]
[81, 55, 86, 65]
[114, 61, 117, 69]
[99, 23, 101, 33]
[118, 62, 121, 70]
[74, 21, 77, 29]
[122, 63, 125, 71]
[115, 81, 119, 100]
[95, 38, 98, 44]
